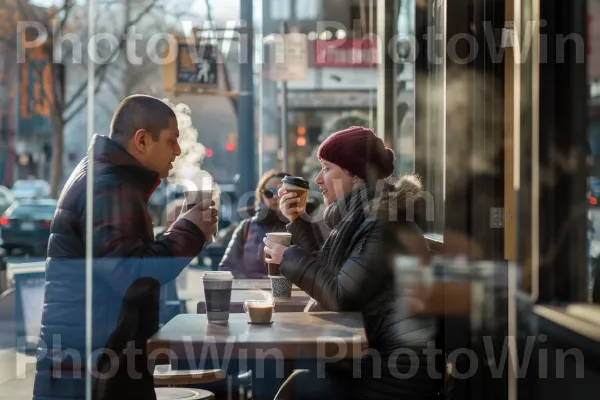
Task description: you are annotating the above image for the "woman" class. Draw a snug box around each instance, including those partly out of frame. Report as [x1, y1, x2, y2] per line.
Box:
[264, 127, 442, 399]
[219, 170, 290, 278]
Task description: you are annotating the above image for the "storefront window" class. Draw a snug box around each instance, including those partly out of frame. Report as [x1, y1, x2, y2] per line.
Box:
[412, 0, 445, 236]
[396, 0, 416, 176]
[588, 0, 600, 301]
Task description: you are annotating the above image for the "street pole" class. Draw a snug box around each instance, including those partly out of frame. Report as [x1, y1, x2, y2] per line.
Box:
[124, 0, 132, 96]
[238, 0, 256, 215]
[280, 21, 289, 172]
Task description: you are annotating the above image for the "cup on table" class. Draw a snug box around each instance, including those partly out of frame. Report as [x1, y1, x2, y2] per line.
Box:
[243, 300, 274, 324]
[270, 276, 292, 298]
[265, 232, 292, 276]
[202, 271, 233, 324]
[281, 176, 310, 212]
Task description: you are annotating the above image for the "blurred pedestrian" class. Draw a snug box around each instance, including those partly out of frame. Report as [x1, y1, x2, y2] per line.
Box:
[265, 126, 440, 399]
[219, 170, 291, 278]
[33, 95, 218, 400]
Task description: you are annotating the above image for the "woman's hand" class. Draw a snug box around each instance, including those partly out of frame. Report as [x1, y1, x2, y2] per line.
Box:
[263, 237, 289, 265]
[278, 187, 305, 223]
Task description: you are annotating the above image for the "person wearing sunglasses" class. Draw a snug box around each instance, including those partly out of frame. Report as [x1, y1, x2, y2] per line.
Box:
[219, 170, 290, 278]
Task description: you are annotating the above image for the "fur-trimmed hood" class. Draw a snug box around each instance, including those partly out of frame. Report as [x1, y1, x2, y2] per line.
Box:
[368, 174, 427, 222]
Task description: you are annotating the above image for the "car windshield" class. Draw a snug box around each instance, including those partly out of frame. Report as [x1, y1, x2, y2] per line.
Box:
[14, 180, 46, 188]
[12, 187, 39, 196]
[8, 204, 56, 218]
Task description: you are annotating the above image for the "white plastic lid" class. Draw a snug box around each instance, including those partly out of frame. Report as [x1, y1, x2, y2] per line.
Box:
[202, 271, 233, 280]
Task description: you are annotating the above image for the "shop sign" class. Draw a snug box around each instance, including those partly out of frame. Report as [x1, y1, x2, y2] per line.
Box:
[19, 46, 56, 136]
[270, 33, 309, 81]
[314, 38, 377, 67]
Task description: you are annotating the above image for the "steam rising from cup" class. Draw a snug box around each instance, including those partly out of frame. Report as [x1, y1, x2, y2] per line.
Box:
[161, 99, 220, 221]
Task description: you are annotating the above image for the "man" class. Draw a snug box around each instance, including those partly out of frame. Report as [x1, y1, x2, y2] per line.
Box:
[33, 95, 216, 399]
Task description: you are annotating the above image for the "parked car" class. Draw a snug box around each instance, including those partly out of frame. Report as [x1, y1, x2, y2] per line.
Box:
[11, 179, 52, 200]
[0, 186, 14, 215]
[0, 199, 57, 255]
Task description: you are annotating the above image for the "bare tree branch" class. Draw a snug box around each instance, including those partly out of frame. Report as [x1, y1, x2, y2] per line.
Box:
[104, 73, 126, 101]
[59, 1, 74, 31]
[15, 0, 42, 25]
[64, 0, 160, 111]
[64, 67, 109, 123]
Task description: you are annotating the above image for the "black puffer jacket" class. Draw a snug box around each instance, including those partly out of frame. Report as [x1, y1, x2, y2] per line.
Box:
[33, 135, 207, 400]
[280, 176, 442, 400]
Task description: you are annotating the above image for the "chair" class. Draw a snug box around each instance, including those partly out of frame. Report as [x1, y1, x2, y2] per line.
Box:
[155, 387, 214, 400]
[153, 365, 225, 400]
[153, 364, 225, 387]
[0, 288, 16, 350]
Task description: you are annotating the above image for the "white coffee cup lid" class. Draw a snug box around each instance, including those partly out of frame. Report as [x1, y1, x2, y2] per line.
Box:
[266, 232, 292, 236]
[202, 271, 233, 280]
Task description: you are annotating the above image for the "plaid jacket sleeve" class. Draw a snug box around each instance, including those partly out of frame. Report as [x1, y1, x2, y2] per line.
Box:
[88, 178, 206, 295]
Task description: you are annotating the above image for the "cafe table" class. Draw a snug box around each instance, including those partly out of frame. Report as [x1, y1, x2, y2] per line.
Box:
[148, 312, 367, 361]
[196, 290, 311, 313]
[148, 313, 367, 399]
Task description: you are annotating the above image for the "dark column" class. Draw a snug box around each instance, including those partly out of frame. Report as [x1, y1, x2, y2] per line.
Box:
[238, 0, 257, 214]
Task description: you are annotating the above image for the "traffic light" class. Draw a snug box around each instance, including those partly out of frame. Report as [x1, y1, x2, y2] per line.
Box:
[206, 148, 213, 158]
[296, 125, 306, 146]
[226, 131, 237, 151]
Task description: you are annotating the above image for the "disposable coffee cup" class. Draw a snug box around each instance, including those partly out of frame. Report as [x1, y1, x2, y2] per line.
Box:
[270, 276, 292, 298]
[183, 189, 214, 212]
[183, 189, 217, 243]
[265, 232, 292, 276]
[281, 176, 310, 212]
[202, 271, 233, 324]
[243, 300, 274, 324]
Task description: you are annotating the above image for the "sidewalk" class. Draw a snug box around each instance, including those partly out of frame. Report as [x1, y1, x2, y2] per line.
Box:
[0, 266, 208, 398]
[0, 349, 35, 399]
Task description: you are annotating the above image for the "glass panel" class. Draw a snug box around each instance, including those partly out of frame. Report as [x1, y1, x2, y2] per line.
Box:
[589, 0, 600, 301]
[396, 0, 416, 176]
[295, 0, 321, 20]
[270, 0, 291, 20]
[412, 0, 445, 235]
[258, 0, 376, 196]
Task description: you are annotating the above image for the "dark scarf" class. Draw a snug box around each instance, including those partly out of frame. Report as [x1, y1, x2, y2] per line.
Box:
[304, 184, 377, 312]
[318, 184, 375, 272]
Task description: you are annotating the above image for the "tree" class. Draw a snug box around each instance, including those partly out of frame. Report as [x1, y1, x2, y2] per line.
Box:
[0, 0, 161, 197]
[302, 111, 372, 188]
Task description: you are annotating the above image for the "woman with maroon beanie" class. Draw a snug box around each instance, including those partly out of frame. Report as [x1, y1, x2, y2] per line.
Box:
[264, 126, 441, 399]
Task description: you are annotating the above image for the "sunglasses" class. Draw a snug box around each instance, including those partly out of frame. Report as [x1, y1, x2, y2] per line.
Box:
[262, 188, 279, 199]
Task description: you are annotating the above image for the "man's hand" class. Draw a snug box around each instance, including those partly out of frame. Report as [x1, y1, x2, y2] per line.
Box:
[178, 198, 218, 241]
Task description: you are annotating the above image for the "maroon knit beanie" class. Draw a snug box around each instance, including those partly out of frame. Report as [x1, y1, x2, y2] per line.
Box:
[317, 126, 395, 181]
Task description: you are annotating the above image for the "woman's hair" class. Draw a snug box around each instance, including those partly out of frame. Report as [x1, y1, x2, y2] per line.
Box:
[254, 169, 290, 207]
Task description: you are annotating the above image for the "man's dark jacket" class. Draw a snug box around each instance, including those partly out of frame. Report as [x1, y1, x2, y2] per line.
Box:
[33, 135, 206, 400]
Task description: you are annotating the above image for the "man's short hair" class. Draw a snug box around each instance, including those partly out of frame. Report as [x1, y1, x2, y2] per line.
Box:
[109, 95, 176, 144]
